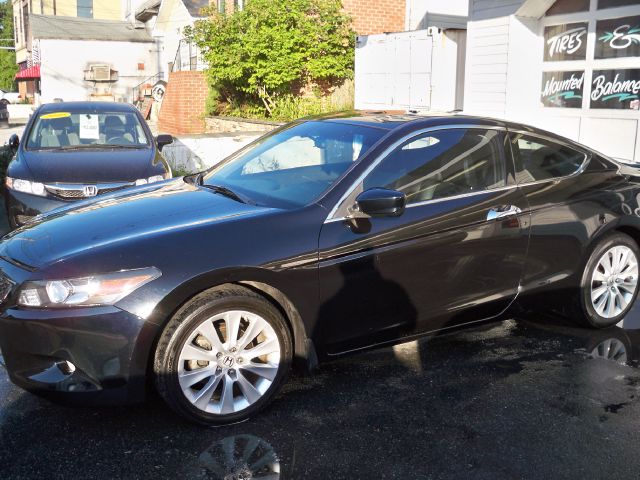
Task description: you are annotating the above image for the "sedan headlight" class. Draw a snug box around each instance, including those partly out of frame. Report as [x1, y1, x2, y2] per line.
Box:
[6, 177, 46, 197]
[135, 175, 166, 186]
[17, 267, 161, 308]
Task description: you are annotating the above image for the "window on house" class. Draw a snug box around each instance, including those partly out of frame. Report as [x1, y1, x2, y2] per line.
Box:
[598, 0, 639, 9]
[217, 0, 225, 14]
[77, 0, 93, 18]
[546, 0, 589, 16]
[234, 0, 245, 11]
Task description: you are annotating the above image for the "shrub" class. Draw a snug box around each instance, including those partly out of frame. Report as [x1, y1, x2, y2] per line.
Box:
[186, 0, 355, 120]
[0, 145, 14, 189]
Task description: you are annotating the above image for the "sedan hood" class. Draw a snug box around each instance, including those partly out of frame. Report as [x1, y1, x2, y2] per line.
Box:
[22, 148, 156, 183]
[0, 179, 271, 269]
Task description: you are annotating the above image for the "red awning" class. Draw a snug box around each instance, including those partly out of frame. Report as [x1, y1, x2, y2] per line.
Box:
[15, 65, 40, 80]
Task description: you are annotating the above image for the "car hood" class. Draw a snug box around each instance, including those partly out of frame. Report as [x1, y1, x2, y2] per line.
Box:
[22, 147, 156, 183]
[0, 178, 272, 269]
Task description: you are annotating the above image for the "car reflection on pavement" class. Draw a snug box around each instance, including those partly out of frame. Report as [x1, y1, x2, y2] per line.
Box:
[3, 307, 640, 479]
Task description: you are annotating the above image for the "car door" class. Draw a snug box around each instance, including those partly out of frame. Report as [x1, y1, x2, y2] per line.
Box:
[318, 127, 530, 354]
[507, 130, 612, 295]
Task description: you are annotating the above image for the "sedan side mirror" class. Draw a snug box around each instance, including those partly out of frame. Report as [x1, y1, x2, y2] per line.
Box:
[356, 188, 406, 218]
[8, 134, 19, 152]
[156, 134, 173, 152]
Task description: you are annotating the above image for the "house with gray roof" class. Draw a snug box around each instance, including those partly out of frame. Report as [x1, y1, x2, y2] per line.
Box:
[28, 14, 158, 104]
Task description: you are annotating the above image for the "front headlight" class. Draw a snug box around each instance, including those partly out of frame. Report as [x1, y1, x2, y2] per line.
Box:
[6, 177, 46, 197]
[135, 175, 166, 186]
[17, 267, 161, 308]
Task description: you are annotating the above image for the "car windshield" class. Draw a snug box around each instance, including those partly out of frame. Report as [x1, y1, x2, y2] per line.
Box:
[26, 110, 150, 150]
[201, 121, 386, 208]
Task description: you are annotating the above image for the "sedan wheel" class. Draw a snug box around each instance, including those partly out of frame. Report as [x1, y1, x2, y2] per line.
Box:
[579, 233, 640, 328]
[155, 286, 292, 425]
[177, 310, 281, 415]
[590, 245, 638, 319]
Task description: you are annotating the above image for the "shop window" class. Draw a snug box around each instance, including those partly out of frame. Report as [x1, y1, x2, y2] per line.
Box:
[543, 22, 588, 61]
[77, 0, 93, 18]
[510, 134, 586, 183]
[546, 0, 589, 16]
[363, 129, 505, 205]
[591, 69, 640, 110]
[596, 15, 640, 59]
[541, 71, 585, 108]
[598, 0, 639, 9]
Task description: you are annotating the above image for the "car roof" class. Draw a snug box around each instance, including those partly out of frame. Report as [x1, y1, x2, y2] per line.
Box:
[37, 101, 138, 113]
[307, 111, 507, 130]
[308, 110, 586, 151]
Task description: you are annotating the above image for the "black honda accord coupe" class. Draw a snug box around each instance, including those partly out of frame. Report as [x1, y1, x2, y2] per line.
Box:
[4, 101, 173, 228]
[0, 112, 639, 425]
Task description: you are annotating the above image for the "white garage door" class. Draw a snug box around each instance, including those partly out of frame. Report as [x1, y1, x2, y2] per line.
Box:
[355, 30, 433, 111]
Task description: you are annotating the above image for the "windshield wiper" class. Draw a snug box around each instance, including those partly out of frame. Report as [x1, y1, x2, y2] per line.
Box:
[197, 174, 255, 205]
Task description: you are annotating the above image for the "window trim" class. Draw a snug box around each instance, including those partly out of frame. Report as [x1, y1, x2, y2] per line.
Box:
[325, 124, 509, 223]
[326, 125, 593, 224]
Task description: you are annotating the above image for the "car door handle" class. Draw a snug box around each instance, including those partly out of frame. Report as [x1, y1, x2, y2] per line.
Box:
[487, 205, 522, 221]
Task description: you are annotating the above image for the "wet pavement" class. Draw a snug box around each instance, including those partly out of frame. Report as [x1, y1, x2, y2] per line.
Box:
[2, 305, 640, 479]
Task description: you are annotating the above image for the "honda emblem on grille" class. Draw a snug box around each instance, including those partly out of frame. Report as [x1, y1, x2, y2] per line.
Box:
[83, 185, 98, 197]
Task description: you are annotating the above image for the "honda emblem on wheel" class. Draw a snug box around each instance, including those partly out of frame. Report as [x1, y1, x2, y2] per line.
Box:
[83, 185, 98, 197]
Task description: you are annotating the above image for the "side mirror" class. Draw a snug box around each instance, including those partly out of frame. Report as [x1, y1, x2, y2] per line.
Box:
[8, 134, 19, 152]
[156, 134, 173, 152]
[355, 188, 406, 218]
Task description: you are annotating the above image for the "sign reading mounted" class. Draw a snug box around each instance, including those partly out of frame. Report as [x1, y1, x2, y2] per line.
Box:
[596, 16, 640, 59]
[544, 22, 588, 61]
[591, 69, 640, 110]
[541, 71, 584, 108]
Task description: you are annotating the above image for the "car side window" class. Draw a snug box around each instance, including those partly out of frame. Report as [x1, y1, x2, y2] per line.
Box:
[510, 133, 587, 184]
[362, 128, 506, 205]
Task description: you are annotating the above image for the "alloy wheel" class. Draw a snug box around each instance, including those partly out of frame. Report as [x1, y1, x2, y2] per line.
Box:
[590, 245, 638, 319]
[589, 338, 628, 364]
[177, 310, 281, 415]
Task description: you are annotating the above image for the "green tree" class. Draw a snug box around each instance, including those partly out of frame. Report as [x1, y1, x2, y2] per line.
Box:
[0, 0, 17, 91]
[186, 0, 355, 118]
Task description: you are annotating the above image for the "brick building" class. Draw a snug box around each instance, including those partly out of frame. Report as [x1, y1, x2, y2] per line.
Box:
[342, 0, 406, 35]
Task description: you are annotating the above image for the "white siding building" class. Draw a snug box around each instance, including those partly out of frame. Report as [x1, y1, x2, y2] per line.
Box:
[355, 0, 470, 112]
[464, 0, 640, 162]
[30, 15, 158, 104]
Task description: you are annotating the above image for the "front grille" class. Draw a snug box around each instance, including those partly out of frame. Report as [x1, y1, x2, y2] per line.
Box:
[46, 187, 86, 199]
[45, 183, 131, 200]
[0, 271, 14, 303]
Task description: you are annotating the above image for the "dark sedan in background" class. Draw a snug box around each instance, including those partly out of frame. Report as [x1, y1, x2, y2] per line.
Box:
[4, 101, 173, 228]
[0, 112, 639, 426]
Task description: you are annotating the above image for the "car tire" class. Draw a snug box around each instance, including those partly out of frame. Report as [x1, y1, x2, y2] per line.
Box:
[154, 285, 292, 425]
[573, 232, 639, 328]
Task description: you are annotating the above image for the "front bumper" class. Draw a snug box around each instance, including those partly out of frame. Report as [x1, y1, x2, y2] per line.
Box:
[0, 304, 160, 406]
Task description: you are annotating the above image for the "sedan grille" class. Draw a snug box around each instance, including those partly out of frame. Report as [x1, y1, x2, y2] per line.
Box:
[45, 183, 132, 200]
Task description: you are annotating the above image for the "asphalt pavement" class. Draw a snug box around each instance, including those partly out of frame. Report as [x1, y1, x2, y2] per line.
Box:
[2, 305, 640, 479]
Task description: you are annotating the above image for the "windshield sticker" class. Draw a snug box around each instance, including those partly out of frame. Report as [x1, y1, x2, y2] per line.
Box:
[79, 114, 100, 139]
[40, 112, 71, 120]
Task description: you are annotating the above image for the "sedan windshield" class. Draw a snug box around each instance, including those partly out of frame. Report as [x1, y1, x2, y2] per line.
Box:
[201, 121, 386, 208]
[26, 111, 150, 150]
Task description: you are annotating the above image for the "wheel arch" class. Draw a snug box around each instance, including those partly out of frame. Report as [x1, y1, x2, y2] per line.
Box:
[145, 269, 317, 380]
